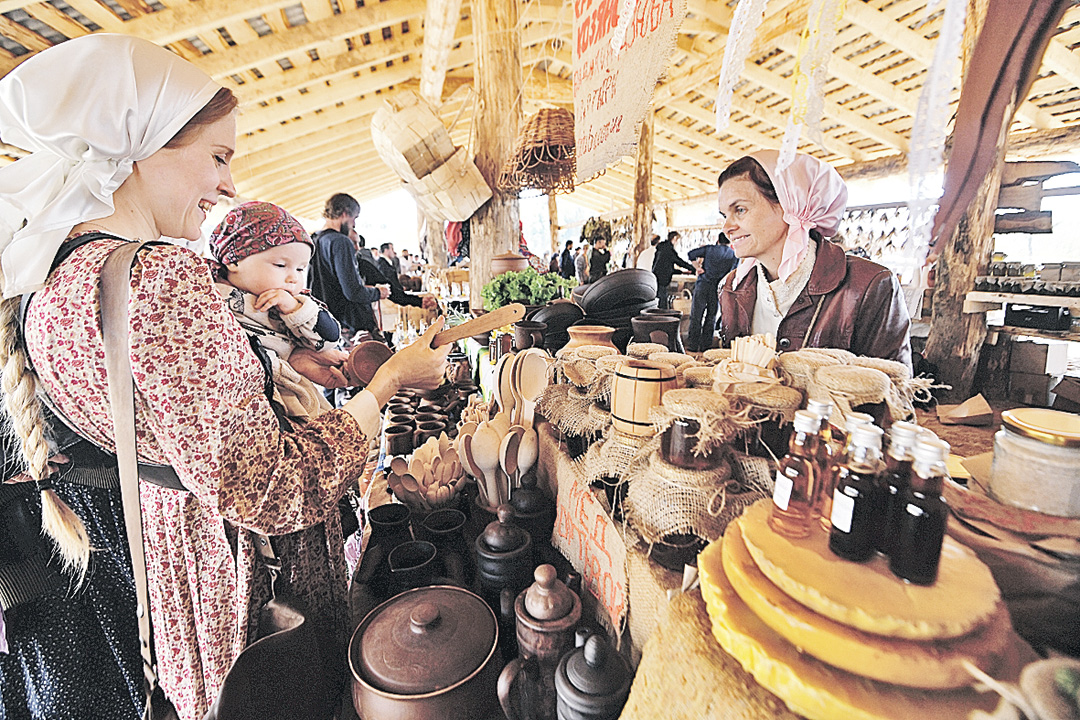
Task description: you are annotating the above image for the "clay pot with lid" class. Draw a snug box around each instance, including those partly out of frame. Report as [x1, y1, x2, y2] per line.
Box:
[511, 472, 557, 549]
[554, 634, 632, 720]
[349, 585, 502, 720]
[498, 564, 582, 720]
[474, 504, 534, 607]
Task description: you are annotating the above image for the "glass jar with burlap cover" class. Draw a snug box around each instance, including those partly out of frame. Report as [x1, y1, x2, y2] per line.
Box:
[809, 365, 892, 424]
[627, 342, 669, 359]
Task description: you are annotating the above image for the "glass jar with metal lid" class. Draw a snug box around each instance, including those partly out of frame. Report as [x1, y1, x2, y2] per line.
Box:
[989, 408, 1080, 517]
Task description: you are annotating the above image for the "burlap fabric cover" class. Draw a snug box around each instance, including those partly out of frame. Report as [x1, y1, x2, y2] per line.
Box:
[648, 351, 694, 367]
[809, 365, 891, 423]
[702, 348, 732, 364]
[716, 381, 804, 424]
[537, 383, 609, 437]
[627, 342, 668, 359]
[577, 423, 650, 488]
[850, 356, 933, 421]
[776, 349, 841, 393]
[625, 451, 734, 545]
[683, 366, 715, 388]
[650, 388, 751, 455]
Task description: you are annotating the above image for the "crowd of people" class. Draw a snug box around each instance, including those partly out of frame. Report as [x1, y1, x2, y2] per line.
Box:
[0, 32, 910, 720]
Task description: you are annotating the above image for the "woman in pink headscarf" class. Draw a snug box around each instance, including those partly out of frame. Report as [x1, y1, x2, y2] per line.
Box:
[716, 151, 911, 368]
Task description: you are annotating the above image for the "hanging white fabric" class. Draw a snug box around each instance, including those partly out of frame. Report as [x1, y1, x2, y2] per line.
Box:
[907, 0, 966, 258]
[714, 0, 772, 133]
[777, 0, 847, 171]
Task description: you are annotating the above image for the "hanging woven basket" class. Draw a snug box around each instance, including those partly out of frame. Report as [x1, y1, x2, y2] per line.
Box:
[497, 107, 577, 194]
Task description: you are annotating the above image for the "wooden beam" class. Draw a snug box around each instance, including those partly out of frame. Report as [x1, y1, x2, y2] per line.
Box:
[633, 109, 655, 263]
[419, 0, 464, 103]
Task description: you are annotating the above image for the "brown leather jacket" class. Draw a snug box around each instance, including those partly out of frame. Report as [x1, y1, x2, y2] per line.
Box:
[719, 239, 912, 369]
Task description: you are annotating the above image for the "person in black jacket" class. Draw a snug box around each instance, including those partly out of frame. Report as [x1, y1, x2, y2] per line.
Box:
[686, 233, 738, 352]
[372, 241, 436, 310]
[308, 193, 389, 339]
[589, 237, 611, 283]
[559, 240, 575, 279]
[652, 231, 696, 309]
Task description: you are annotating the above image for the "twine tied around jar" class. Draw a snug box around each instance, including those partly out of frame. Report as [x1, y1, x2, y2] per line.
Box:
[776, 349, 842, 392]
[649, 388, 754, 458]
[623, 451, 736, 544]
[810, 365, 891, 423]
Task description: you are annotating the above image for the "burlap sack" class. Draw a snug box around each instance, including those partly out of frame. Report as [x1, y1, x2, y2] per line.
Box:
[538, 383, 603, 436]
[624, 451, 734, 545]
[810, 365, 891, 423]
[802, 347, 856, 364]
[627, 342, 669, 359]
[577, 423, 650, 486]
[850, 356, 932, 421]
[576, 344, 619, 360]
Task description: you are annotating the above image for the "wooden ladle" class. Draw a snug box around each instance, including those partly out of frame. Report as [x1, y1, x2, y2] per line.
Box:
[345, 304, 527, 385]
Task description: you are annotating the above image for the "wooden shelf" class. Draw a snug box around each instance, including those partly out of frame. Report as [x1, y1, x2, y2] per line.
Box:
[964, 291, 1080, 314]
[988, 325, 1080, 343]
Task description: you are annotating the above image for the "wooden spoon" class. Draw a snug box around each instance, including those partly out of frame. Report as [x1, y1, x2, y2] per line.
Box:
[459, 433, 485, 481]
[400, 473, 431, 511]
[517, 426, 539, 481]
[499, 427, 524, 497]
[471, 422, 503, 507]
[389, 456, 409, 477]
[516, 350, 551, 427]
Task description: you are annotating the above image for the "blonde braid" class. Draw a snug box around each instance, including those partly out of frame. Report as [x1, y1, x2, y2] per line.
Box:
[0, 292, 90, 580]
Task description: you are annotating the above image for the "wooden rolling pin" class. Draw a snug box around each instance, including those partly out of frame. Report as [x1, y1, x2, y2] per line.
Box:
[345, 303, 527, 385]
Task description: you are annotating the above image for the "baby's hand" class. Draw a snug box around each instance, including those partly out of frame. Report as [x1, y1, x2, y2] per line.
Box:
[255, 288, 301, 314]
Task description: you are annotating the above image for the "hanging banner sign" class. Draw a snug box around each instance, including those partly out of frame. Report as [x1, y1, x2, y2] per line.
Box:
[573, 0, 686, 179]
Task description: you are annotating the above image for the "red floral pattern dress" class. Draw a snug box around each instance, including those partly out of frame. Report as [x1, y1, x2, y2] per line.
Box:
[24, 238, 370, 720]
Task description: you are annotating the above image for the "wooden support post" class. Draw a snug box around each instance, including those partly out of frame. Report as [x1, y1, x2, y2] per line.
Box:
[469, 0, 523, 311]
[422, 213, 448, 269]
[925, 0, 999, 402]
[548, 193, 560, 256]
[631, 109, 654, 265]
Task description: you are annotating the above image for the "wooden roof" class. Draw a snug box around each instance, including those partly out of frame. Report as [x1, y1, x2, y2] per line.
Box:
[2, 0, 1080, 219]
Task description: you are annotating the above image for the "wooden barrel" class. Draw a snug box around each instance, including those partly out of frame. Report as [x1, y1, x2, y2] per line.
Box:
[611, 359, 677, 437]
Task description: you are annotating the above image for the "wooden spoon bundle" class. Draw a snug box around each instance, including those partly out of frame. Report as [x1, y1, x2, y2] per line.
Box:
[385, 431, 466, 511]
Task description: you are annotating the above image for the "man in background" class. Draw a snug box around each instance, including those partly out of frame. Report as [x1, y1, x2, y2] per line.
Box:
[652, 231, 696, 309]
[686, 233, 737, 352]
[309, 192, 389, 340]
[559, 240, 575, 279]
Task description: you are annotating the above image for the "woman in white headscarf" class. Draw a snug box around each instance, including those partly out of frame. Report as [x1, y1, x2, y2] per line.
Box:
[717, 151, 911, 368]
[0, 34, 449, 719]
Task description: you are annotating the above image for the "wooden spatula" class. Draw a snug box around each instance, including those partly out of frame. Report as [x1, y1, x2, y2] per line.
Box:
[345, 304, 527, 385]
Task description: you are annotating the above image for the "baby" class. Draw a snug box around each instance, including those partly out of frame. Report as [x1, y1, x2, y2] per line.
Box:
[209, 201, 344, 420]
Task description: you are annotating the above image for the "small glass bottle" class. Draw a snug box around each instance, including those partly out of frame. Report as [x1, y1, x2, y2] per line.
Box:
[769, 410, 821, 539]
[890, 436, 950, 585]
[876, 421, 920, 557]
[805, 399, 835, 530]
[829, 423, 885, 562]
[818, 412, 874, 531]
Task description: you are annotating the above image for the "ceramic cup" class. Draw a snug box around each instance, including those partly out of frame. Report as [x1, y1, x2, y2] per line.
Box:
[387, 413, 414, 428]
[514, 321, 548, 351]
[385, 424, 415, 456]
[414, 420, 445, 446]
[387, 540, 438, 591]
[368, 503, 412, 550]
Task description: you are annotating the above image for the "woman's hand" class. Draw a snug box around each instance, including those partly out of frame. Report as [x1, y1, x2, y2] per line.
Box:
[289, 347, 350, 388]
[366, 317, 451, 407]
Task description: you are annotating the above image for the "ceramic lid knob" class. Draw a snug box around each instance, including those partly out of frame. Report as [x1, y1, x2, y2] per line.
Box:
[524, 564, 574, 621]
[511, 473, 547, 515]
[566, 635, 628, 697]
[480, 504, 527, 552]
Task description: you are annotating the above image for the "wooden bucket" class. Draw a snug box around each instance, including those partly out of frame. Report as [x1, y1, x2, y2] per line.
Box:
[611, 359, 677, 437]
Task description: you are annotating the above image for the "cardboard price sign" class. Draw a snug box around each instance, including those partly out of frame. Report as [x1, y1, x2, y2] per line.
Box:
[553, 475, 628, 629]
[573, 0, 686, 178]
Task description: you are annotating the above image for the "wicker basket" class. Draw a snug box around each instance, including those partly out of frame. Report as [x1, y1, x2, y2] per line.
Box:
[498, 107, 577, 193]
[370, 91, 456, 183]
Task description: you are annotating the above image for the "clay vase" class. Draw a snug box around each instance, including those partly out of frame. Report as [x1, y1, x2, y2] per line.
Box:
[631, 314, 684, 353]
[563, 325, 618, 353]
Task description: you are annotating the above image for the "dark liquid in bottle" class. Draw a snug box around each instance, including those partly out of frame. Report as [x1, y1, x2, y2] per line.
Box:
[828, 467, 884, 562]
[889, 490, 947, 585]
[876, 456, 912, 557]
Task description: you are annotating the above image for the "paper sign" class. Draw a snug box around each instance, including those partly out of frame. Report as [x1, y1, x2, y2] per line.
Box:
[573, 0, 687, 178]
[554, 473, 628, 629]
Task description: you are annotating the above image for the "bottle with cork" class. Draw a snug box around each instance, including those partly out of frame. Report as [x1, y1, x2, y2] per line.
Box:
[816, 411, 874, 531]
[769, 409, 822, 539]
[805, 399, 836, 531]
[889, 436, 950, 585]
[829, 423, 885, 562]
[876, 421, 920, 557]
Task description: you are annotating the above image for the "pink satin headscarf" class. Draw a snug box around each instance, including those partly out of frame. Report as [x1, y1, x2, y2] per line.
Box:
[731, 150, 848, 285]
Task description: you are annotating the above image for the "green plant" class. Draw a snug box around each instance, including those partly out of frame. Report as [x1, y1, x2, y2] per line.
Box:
[580, 216, 612, 247]
[481, 267, 575, 310]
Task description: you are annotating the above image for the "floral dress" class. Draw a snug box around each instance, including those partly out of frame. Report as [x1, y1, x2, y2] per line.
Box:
[23, 237, 373, 720]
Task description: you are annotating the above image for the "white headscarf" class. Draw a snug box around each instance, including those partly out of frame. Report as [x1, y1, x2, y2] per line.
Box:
[0, 34, 221, 298]
[732, 150, 848, 285]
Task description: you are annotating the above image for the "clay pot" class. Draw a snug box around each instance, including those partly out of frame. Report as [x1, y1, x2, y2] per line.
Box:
[562, 325, 618, 353]
[349, 586, 501, 720]
[631, 314, 684, 353]
[514, 320, 548, 351]
[491, 253, 531, 276]
[554, 634, 632, 720]
[385, 425, 415, 456]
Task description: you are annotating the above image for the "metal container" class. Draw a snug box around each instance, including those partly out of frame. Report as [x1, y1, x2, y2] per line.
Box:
[349, 585, 501, 720]
[989, 408, 1080, 517]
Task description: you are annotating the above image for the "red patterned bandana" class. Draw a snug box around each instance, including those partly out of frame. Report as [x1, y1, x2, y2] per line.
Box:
[209, 201, 313, 267]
